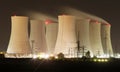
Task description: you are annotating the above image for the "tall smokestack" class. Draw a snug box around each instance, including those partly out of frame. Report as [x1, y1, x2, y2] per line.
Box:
[89, 20, 104, 57]
[45, 22, 58, 55]
[6, 16, 31, 58]
[30, 20, 47, 55]
[54, 15, 77, 57]
[76, 18, 93, 57]
[101, 23, 113, 57]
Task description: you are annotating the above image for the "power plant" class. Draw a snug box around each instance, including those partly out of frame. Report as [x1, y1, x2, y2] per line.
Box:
[76, 19, 92, 57]
[45, 22, 58, 55]
[5, 14, 113, 58]
[6, 16, 32, 58]
[89, 20, 104, 57]
[101, 24, 113, 57]
[30, 20, 47, 56]
[54, 15, 77, 57]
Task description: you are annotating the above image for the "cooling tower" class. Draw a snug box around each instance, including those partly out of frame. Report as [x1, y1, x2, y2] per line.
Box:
[6, 16, 31, 58]
[54, 15, 77, 57]
[101, 24, 113, 57]
[76, 19, 93, 57]
[46, 23, 58, 55]
[30, 20, 47, 55]
[89, 21, 104, 57]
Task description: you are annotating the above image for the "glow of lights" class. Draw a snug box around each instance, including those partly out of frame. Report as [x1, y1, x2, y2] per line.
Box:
[101, 59, 106, 62]
[49, 54, 54, 57]
[0, 52, 4, 54]
[95, 21, 100, 24]
[55, 56, 58, 59]
[98, 59, 101, 62]
[33, 55, 38, 59]
[45, 19, 53, 25]
[93, 59, 97, 62]
[32, 53, 57, 59]
[97, 55, 110, 58]
[93, 58, 109, 62]
[104, 59, 108, 62]
[114, 53, 120, 58]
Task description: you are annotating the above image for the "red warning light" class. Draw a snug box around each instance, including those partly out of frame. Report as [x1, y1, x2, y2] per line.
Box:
[45, 19, 53, 25]
[94, 20, 100, 24]
[103, 22, 110, 26]
[105, 23, 111, 26]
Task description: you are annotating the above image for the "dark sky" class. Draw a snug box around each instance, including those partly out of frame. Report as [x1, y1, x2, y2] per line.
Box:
[0, 0, 120, 53]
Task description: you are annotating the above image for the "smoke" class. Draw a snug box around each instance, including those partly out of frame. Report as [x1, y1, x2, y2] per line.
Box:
[58, 7, 109, 24]
[22, 7, 109, 24]
[23, 10, 58, 22]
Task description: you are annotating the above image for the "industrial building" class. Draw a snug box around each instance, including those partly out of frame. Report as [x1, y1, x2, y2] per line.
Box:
[45, 22, 58, 55]
[89, 20, 104, 57]
[29, 20, 47, 55]
[54, 15, 77, 57]
[101, 23, 113, 57]
[6, 16, 31, 58]
[5, 14, 113, 58]
[54, 15, 113, 58]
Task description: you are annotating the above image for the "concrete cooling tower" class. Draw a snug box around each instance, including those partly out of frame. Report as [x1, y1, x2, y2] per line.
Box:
[101, 23, 113, 57]
[30, 20, 47, 55]
[54, 15, 77, 57]
[76, 19, 93, 57]
[46, 23, 58, 55]
[89, 21, 104, 57]
[6, 16, 31, 58]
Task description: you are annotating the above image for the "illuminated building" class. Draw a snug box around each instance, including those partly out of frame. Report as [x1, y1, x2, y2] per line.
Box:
[6, 16, 31, 58]
[76, 19, 93, 57]
[89, 20, 104, 57]
[101, 23, 113, 57]
[54, 15, 77, 57]
[30, 20, 47, 55]
[45, 22, 58, 55]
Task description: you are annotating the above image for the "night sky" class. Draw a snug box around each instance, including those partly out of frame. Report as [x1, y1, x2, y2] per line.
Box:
[0, 0, 120, 53]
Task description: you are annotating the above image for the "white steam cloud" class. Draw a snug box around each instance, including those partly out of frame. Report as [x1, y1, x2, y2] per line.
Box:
[24, 10, 58, 22]
[58, 7, 109, 24]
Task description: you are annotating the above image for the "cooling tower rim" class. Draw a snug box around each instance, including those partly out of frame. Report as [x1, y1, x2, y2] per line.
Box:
[75, 17, 111, 26]
[58, 14, 75, 18]
[11, 15, 28, 18]
[89, 19, 111, 26]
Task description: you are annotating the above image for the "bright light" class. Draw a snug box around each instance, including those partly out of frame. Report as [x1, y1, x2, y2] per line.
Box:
[93, 59, 97, 62]
[32, 53, 57, 59]
[93, 58, 109, 62]
[0, 52, 4, 54]
[97, 55, 110, 58]
[98, 59, 101, 62]
[101, 59, 105, 62]
[33, 55, 38, 59]
[114, 53, 120, 58]
[55, 56, 58, 59]
[104, 59, 108, 62]
[49, 54, 54, 57]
